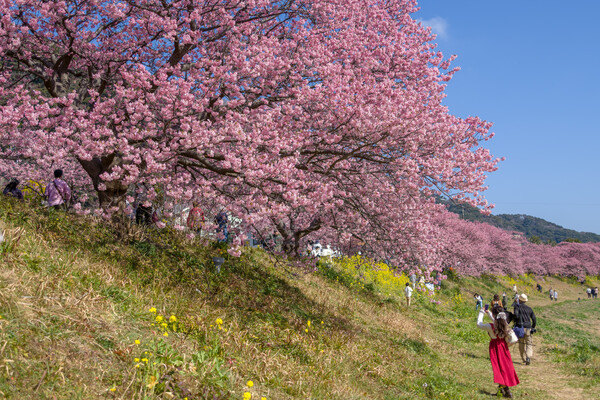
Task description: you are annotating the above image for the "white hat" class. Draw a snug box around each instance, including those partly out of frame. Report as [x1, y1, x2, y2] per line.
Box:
[519, 293, 528, 302]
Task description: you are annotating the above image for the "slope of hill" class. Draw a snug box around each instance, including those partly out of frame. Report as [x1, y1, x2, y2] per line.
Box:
[0, 197, 598, 399]
[444, 200, 600, 243]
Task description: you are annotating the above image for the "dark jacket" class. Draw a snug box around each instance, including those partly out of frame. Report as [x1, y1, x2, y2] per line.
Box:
[514, 303, 536, 329]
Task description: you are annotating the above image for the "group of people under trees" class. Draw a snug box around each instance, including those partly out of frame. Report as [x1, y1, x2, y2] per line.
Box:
[475, 290, 537, 398]
[2, 171, 231, 242]
[3, 170, 71, 209]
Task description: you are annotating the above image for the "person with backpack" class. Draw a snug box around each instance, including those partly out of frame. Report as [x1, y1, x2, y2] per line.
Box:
[513, 294, 537, 365]
[474, 293, 483, 310]
[2, 178, 23, 200]
[553, 289, 558, 301]
[46, 169, 71, 210]
[477, 304, 520, 398]
[549, 287, 554, 301]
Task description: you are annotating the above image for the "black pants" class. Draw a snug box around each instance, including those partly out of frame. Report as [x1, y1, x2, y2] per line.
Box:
[136, 205, 153, 225]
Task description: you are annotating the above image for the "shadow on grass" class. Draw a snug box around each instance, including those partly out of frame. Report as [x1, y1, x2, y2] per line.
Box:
[478, 388, 497, 397]
[0, 197, 356, 338]
[460, 351, 484, 359]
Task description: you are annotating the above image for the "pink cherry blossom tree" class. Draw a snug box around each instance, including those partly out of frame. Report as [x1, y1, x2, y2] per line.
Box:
[0, 0, 501, 267]
[436, 209, 600, 278]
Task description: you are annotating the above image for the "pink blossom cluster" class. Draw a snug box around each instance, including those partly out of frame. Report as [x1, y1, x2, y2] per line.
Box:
[0, 0, 500, 270]
[435, 212, 600, 279]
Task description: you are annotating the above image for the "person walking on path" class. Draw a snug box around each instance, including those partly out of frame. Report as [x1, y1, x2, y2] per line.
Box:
[404, 283, 413, 307]
[2, 178, 23, 200]
[502, 292, 507, 309]
[46, 169, 71, 210]
[477, 304, 520, 398]
[587, 287, 592, 299]
[474, 293, 483, 310]
[594, 287, 599, 299]
[553, 289, 558, 301]
[514, 294, 537, 365]
[549, 288, 554, 301]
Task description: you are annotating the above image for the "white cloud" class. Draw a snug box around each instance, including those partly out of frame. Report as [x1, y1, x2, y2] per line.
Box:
[418, 17, 449, 40]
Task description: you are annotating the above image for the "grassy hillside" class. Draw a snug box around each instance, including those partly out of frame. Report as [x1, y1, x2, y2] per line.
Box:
[0, 196, 599, 399]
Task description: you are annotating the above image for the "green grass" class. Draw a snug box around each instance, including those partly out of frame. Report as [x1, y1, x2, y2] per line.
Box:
[0, 196, 599, 399]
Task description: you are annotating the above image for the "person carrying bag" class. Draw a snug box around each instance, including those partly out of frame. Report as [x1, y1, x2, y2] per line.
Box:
[477, 304, 520, 398]
[45, 169, 71, 211]
[513, 293, 537, 365]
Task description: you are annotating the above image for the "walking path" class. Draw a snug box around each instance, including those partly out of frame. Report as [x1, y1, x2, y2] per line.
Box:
[508, 278, 594, 400]
[513, 336, 586, 400]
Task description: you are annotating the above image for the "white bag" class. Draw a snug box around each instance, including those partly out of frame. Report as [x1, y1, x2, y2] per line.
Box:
[505, 329, 518, 345]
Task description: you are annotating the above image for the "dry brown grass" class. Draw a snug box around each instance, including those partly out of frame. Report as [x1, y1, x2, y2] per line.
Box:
[1, 198, 598, 399]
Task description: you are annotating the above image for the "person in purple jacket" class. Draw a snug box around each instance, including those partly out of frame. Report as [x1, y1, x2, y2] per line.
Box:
[46, 169, 71, 210]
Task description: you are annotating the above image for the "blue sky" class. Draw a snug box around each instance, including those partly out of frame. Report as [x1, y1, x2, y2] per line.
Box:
[415, 0, 600, 234]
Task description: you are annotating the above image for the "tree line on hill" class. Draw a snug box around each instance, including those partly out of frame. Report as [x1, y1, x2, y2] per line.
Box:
[442, 200, 600, 244]
[435, 211, 600, 279]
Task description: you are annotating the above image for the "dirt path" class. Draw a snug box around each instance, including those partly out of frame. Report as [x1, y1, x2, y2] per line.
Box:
[512, 336, 586, 400]
[508, 277, 593, 399]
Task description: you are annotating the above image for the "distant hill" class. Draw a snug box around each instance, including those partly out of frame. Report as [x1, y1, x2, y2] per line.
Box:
[442, 200, 600, 243]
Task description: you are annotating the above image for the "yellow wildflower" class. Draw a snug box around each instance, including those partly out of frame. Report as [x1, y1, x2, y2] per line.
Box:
[307, 320, 311, 327]
[149, 307, 157, 313]
[247, 380, 254, 387]
[156, 315, 164, 322]
[163, 332, 169, 337]
[110, 387, 116, 392]
[243, 392, 252, 400]
[169, 315, 177, 323]
[134, 358, 140, 362]
[216, 318, 223, 325]
[134, 339, 140, 345]
[141, 358, 148, 363]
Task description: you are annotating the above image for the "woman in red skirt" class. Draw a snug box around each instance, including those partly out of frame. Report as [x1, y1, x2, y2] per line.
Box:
[477, 304, 520, 398]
